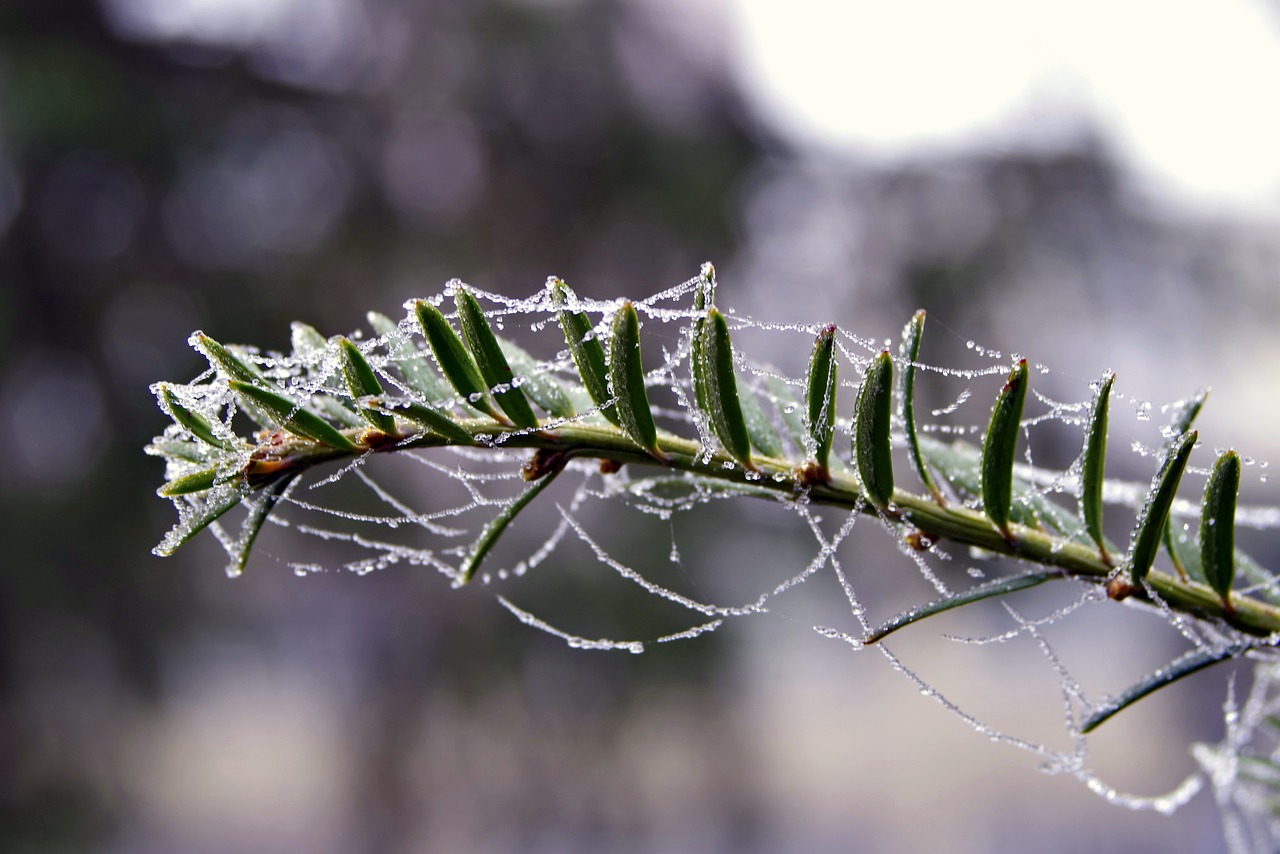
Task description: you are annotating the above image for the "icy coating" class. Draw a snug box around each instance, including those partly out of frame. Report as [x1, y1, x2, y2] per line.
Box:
[146, 264, 1280, 849]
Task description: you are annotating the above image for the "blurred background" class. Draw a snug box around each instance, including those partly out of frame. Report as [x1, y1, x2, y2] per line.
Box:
[4, 0, 1280, 851]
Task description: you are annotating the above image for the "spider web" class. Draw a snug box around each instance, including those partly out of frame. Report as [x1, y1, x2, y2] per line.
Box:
[151, 266, 1280, 848]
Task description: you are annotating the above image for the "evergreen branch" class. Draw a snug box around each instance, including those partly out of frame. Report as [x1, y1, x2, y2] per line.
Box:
[147, 272, 1280, 728]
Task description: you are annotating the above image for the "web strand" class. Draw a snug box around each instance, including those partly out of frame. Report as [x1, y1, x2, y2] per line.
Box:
[149, 269, 1280, 835]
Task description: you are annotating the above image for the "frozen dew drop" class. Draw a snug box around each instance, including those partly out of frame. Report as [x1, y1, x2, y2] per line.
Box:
[157, 264, 1280, 789]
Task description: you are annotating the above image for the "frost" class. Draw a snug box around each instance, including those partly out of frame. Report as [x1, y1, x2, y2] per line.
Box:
[149, 266, 1280, 841]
